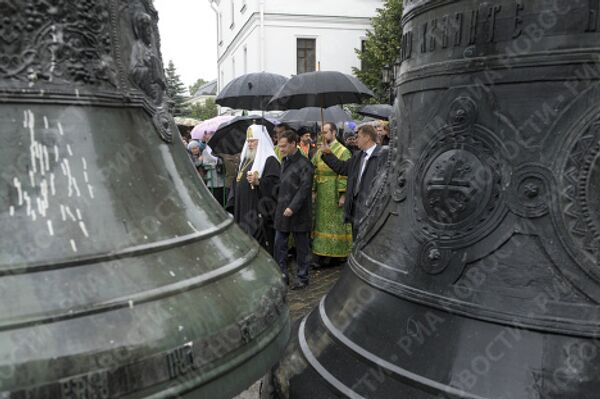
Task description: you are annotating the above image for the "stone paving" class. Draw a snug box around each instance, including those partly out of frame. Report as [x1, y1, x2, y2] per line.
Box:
[286, 263, 343, 321]
[234, 262, 344, 399]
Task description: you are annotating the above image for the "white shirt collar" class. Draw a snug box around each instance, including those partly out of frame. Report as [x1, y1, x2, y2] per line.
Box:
[363, 143, 377, 157]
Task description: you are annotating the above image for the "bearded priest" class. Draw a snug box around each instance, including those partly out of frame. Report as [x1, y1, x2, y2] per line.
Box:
[226, 125, 281, 253]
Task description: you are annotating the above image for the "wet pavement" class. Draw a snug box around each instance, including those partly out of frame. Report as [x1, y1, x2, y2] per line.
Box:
[234, 262, 344, 399]
[286, 263, 343, 321]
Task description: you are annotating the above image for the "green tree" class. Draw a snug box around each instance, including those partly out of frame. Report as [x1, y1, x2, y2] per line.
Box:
[353, 0, 403, 104]
[165, 60, 188, 116]
[188, 98, 218, 121]
[189, 78, 208, 96]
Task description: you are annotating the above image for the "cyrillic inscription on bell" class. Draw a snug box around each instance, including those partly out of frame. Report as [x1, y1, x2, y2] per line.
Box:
[272, 1, 600, 398]
[0, 1, 289, 397]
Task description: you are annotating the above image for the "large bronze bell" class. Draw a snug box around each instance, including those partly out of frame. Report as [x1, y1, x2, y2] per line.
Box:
[275, 1, 600, 398]
[0, 1, 288, 397]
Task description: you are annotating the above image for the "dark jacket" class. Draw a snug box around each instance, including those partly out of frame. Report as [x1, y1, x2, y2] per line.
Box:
[321, 144, 387, 225]
[274, 150, 314, 233]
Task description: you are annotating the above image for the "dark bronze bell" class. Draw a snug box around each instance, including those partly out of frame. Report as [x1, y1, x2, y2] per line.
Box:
[272, 1, 600, 398]
[0, 1, 288, 397]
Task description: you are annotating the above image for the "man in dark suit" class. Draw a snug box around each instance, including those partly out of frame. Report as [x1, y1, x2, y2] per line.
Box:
[274, 130, 314, 289]
[320, 124, 388, 238]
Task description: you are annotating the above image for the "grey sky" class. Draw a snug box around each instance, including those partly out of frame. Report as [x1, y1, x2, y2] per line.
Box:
[154, 0, 218, 94]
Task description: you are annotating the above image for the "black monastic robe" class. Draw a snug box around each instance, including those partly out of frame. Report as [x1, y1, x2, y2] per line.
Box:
[226, 156, 280, 252]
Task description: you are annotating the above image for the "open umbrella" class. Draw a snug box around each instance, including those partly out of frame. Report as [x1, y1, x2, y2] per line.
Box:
[268, 71, 373, 111]
[208, 115, 277, 155]
[280, 106, 352, 125]
[357, 104, 393, 121]
[268, 71, 373, 139]
[216, 72, 289, 111]
[191, 115, 235, 141]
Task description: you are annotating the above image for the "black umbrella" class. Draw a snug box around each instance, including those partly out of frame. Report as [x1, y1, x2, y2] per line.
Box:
[216, 72, 288, 110]
[280, 106, 353, 125]
[357, 104, 393, 120]
[208, 115, 277, 155]
[268, 71, 374, 110]
[283, 121, 320, 136]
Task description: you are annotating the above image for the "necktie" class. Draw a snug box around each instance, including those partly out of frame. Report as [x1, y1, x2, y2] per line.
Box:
[357, 151, 368, 191]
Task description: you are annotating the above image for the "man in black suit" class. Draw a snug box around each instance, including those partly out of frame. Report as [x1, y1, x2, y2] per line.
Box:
[320, 124, 388, 238]
[274, 130, 314, 289]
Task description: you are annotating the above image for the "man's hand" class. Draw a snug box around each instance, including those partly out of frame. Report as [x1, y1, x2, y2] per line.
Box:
[338, 194, 346, 208]
[312, 192, 317, 203]
[283, 208, 294, 217]
[320, 140, 332, 155]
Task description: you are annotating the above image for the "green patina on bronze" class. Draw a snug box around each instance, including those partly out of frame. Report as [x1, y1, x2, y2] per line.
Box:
[0, 1, 289, 397]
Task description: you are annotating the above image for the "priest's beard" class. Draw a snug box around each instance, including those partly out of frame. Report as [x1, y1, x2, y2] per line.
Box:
[245, 148, 257, 161]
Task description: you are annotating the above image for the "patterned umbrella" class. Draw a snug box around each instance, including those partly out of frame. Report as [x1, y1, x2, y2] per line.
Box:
[190, 115, 235, 141]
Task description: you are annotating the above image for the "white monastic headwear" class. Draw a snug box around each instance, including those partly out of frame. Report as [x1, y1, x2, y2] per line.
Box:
[239, 124, 278, 178]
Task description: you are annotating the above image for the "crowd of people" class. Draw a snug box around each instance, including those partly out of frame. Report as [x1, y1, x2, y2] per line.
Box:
[183, 119, 390, 289]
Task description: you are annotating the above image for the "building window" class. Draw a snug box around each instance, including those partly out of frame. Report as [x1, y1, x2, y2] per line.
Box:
[243, 46, 248, 74]
[232, 57, 236, 79]
[241, 0, 247, 13]
[297, 38, 316, 74]
[230, 0, 235, 29]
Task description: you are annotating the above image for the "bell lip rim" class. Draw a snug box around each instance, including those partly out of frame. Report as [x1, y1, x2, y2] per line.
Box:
[298, 296, 488, 399]
[3, 309, 291, 399]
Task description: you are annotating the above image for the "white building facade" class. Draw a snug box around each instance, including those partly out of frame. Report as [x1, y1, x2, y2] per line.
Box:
[208, 0, 382, 93]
